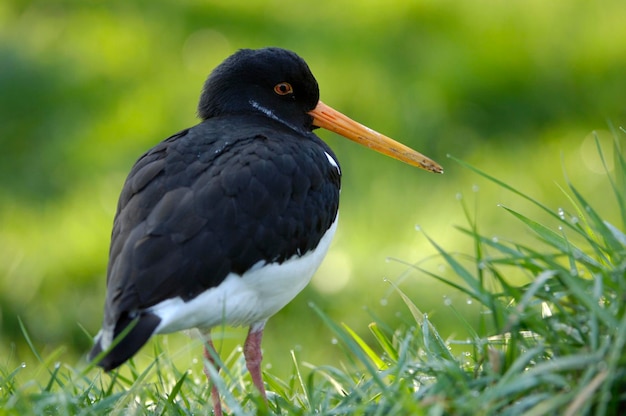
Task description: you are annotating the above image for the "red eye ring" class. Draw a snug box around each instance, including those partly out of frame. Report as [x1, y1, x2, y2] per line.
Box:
[274, 82, 294, 95]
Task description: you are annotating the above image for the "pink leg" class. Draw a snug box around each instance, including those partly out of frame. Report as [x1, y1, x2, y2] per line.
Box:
[243, 323, 267, 401]
[203, 337, 223, 416]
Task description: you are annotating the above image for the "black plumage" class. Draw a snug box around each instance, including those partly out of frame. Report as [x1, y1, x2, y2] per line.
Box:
[90, 49, 341, 370]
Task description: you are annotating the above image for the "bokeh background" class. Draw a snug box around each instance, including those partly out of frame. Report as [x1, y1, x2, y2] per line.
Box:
[2, 0, 625, 380]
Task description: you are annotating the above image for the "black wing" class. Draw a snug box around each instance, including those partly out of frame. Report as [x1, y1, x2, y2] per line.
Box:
[90, 115, 340, 370]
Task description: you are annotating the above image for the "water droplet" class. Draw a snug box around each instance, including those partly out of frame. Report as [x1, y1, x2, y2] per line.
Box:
[544, 284, 551, 292]
[331, 338, 338, 345]
[380, 298, 388, 306]
[415, 224, 422, 232]
[192, 358, 198, 364]
[492, 236, 499, 243]
[558, 207, 565, 220]
[558, 225, 563, 231]
[472, 184, 480, 193]
[456, 193, 463, 200]
[571, 216, 579, 224]
[443, 296, 452, 306]
[466, 298, 473, 305]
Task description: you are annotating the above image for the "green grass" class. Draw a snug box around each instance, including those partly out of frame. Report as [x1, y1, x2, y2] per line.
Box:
[2, 132, 625, 415]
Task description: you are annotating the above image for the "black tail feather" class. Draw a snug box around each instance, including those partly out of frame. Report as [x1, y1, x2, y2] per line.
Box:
[89, 312, 161, 371]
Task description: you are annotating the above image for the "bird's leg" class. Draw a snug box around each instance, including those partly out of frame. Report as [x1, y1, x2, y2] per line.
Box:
[244, 322, 267, 402]
[202, 333, 223, 416]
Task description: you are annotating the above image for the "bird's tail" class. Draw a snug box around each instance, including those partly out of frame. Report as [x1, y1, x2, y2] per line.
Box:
[89, 312, 161, 371]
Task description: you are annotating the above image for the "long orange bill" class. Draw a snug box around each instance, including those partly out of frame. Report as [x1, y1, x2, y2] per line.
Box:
[309, 101, 443, 174]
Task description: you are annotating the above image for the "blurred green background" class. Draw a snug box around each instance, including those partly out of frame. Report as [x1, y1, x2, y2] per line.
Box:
[1, 0, 625, 380]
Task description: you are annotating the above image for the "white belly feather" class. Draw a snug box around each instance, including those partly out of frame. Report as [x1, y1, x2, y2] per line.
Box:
[149, 217, 338, 334]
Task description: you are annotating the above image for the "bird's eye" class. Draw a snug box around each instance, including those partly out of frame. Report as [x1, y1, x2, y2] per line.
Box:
[273, 82, 294, 96]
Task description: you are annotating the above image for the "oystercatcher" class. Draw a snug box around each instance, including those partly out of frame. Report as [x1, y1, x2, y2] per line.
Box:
[89, 47, 442, 415]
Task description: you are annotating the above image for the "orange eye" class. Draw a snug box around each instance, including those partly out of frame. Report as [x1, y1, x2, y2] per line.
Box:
[273, 82, 293, 95]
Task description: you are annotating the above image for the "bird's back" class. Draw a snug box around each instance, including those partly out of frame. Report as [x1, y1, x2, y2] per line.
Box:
[90, 114, 341, 370]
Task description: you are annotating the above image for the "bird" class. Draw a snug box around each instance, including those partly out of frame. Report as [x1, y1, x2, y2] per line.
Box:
[89, 47, 442, 415]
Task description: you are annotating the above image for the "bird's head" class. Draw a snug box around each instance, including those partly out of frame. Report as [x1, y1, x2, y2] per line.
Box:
[198, 47, 443, 173]
[198, 47, 320, 135]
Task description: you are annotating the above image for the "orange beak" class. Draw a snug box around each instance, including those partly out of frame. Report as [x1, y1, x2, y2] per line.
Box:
[309, 101, 443, 174]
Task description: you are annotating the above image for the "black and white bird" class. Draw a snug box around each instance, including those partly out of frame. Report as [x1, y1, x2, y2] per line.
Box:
[89, 47, 442, 415]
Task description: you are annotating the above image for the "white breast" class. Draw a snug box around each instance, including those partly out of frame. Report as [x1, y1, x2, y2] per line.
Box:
[149, 216, 338, 333]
